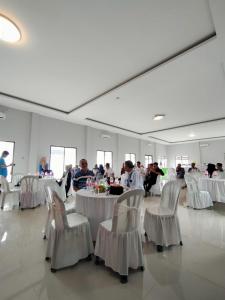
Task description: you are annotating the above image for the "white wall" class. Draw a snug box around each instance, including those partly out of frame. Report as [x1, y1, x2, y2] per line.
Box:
[200, 140, 225, 166]
[0, 108, 160, 176]
[167, 142, 201, 168]
[0, 109, 31, 175]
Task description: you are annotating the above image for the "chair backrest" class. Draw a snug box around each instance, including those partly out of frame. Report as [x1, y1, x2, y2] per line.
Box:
[0, 176, 10, 193]
[160, 181, 181, 214]
[51, 191, 68, 230]
[11, 173, 24, 186]
[185, 175, 200, 194]
[44, 181, 63, 204]
[20, 176, 39, 193]
[112, 189, 144, 233]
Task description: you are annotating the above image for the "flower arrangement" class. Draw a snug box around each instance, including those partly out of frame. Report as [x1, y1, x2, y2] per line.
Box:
[93, 180, 108, 193]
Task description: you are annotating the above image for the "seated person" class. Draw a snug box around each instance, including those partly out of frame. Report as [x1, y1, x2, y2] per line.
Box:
[206, 163, 216, 178]
[176, 164, 185, 179]
[39, 157, 48, 175]
[144, 162, 164, 196]
[216, 163, 224, 172]
[73, 159, 94, 191]
[188, 162, 199, 173]
[121, 160, 143, 189]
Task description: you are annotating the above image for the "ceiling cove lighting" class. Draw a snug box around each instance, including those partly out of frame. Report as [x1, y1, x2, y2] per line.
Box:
[153, 114, 165, 121]
[0, 15, 21, 43]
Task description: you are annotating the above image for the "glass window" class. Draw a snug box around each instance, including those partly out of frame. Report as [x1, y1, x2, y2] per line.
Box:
[50, 146, 76, 179]
[97, 151, 112, 167]
[125, 153, 136, 164]
[158, 156, 167, 168]
[145, 155, 153, 168]
[0, 141, 15, 182]
[175, 155, 189, 167]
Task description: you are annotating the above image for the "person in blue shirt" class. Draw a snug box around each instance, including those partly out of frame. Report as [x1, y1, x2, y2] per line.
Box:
[38, 157, 49, 175]
[0, 151, 14, 178]
[73, 159, 94, 191]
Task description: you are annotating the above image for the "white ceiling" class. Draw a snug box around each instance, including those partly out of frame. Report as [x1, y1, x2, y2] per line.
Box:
[0, 0, 225, 144]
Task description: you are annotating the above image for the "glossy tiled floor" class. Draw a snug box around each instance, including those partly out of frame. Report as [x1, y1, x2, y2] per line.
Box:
[0, 190, 225, 300]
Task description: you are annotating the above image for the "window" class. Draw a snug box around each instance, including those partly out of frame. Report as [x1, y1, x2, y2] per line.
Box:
[158, 156, 167, 168]
[50, 146, 76, 179]
[97, 150, 112, 167]
[175, 155, 189, 167]
[144, 155, 153, 168]
[125, 153, 136, 164]
[0, 141, 15, 182]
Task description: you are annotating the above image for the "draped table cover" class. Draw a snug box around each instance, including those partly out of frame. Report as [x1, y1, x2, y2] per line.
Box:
[38, 178, 56, 204]
[76, 189, 119, 240]
[198, 177, 225, 203]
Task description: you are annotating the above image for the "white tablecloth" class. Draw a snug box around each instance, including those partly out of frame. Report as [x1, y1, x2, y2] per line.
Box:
[38, 178, 56, 204]
[198, 177, 225, 203]
[76, 189, 119, 240]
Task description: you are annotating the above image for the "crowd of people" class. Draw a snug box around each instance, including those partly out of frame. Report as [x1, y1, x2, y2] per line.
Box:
[176, 162, 224, 179]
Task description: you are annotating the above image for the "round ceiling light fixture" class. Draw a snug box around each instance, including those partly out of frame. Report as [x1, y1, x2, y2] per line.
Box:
[189, 133, 195, 138]
[153, 114, 165, 121]
[0, 14, 21, 43]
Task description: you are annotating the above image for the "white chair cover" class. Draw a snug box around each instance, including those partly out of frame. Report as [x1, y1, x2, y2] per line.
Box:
[95, 189, 144, 276]
[19, 176, 40, 209]
[44, 185, 76, 239]
[11, 173, 24, 186]
[144, 181, 182, 247]
[0, 175, 20, 209]
[46, 191, 93, 271]
[185, 175, 213, 209]
[150, 175, 161, 196]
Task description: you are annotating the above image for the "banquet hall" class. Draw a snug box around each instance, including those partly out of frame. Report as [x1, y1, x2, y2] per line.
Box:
[1, 1, 225, 299]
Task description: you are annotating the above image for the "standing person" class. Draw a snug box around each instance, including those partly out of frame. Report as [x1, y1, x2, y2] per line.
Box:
[104, 163, 115, 184]
[0, 151, 14, 178]
[73, 159, 94, 191]
[65, 164, 72, 198]
[135, 161, 146, 177]
[121, 160, 143, 189]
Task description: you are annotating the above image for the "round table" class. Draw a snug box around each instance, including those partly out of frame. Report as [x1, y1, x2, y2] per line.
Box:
[198, 177, 225, 203]
[76, 189, 119, 240]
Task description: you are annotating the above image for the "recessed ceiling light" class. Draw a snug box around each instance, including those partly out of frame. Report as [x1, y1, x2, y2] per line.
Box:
[189, 133, 195, 138]
[0, 15, 21, 43]
[153, 114, 165, 121]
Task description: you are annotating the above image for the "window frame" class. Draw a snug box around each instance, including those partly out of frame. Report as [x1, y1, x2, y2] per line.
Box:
[175, 155, 189, 168]
[96, 150, 113, 167]
[125, 153, 136, 164]
[144, 154, 153, 168]
[49, 145, 77, 178]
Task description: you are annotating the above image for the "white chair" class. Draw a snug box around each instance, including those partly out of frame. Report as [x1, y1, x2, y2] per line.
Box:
[43, 183, 76, 239]
[144, 181, 182, 252]
[94, 189, 144, 283]
[0, 176, 20, 209]
[19, 175, 40, 209]
[150, 175, 161, 196]
[45, 190, 93, 272]
[11, 173, 24, 186]
[185, 175, 213, 209]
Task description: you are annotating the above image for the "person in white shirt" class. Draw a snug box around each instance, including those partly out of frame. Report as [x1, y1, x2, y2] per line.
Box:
[135, 161, 146, 177]
[121, 160, 144, 190]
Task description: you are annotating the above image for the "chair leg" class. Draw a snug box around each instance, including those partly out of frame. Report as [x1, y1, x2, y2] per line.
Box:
[120, 275, 128, 284]
[95, 256, 100, 265]
[144, 232, 147, 237]
[86, 254, 92, 261]
[140, 266, 145, 271]
[157, 245, 163, 252]
[1, 193, 6, 210]
[43, 234, 47, 240]
[180, 241, 183, 246]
